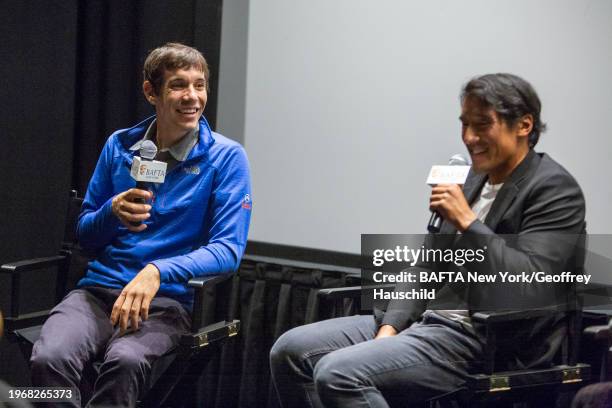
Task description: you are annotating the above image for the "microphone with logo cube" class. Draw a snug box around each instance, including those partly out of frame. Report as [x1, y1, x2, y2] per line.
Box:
[129, 140, 167, 227]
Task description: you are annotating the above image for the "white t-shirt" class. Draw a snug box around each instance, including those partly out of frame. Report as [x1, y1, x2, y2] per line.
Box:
[470, 180, 504, 223]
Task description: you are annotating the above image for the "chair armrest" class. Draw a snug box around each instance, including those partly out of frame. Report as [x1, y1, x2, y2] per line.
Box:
[318, 284, 395, 300]
[1, 255, 67, 275]
[189, 273, 235, 332]
[472, 307, 566, 324]
[474, 306, 580, 374]
[187, 273, 233, 289]
[315, 284, 395, 322]
[1, 254, 69, 322]
[584, 325, 612, 343]
[317, 286, 362, 300]
[180, 319, 240, 350]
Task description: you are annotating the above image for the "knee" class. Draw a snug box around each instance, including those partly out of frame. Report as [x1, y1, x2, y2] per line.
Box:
[103, 349, 149, 379]
[572, 383, 612, 408]
[31, 344, 54, 369]
[31, 342, 69, 371]
[270, 327, 311, 374]
[314, 350, 361, 394]
[314, 350, 375, 405]
[313, 352, 351, 400]
[30, 341, 80, 383]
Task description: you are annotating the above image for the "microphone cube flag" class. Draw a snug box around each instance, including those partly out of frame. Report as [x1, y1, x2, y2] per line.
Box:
[426, 165, 470, 186]
[130, 156, 168, 184]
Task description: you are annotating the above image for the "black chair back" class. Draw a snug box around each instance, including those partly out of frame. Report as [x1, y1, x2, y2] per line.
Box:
[56, 191, 91, 302]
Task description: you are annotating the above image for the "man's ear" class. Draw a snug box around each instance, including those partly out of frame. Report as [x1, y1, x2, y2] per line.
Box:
[517, 114, 534, 138]
[143, 81, 157, 105]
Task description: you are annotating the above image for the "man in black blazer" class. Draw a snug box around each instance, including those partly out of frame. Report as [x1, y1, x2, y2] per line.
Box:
[270, 73, 586, 407]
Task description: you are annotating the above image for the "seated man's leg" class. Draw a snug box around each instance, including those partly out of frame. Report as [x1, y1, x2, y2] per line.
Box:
[314, 313, 483, 407]
[270, 315, 378, 407]
[88, 295, 190, 407]
[30, 289, 114, 407]
[572, 382, 612, 408]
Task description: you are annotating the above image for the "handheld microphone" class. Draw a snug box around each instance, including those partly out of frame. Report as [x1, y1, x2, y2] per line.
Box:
[133, 140, 158, 203]
[129, 140, 167, 226]
[426, 154, 471, 233]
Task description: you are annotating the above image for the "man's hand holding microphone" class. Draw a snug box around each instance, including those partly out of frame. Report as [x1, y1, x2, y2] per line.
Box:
[110, 139, 167, 334]
[429, 184, 476, 232]
[111, 139, 164, 232]
[111, 189, 153, 232]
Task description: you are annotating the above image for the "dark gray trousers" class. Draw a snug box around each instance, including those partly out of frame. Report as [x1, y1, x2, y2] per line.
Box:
[269, 311, 483, 408]
[30, 287, 190, 407]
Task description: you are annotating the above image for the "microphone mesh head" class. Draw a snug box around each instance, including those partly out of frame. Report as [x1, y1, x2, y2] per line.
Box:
[140, 140, 158, 160]
[448, 154, 470, 166]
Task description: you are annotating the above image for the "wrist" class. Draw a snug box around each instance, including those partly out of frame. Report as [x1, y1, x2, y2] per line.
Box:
[458, 212, 477, 232]
[145, 263, 161, 282]
[376, 324, 398, 338]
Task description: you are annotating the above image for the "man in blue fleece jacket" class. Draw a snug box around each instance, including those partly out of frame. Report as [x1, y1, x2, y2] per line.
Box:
[30, 43, 252, 407]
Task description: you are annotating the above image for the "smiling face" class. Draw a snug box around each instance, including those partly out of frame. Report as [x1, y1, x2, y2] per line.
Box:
[144, 67, 207, 145]
[460, 96, 532, 184]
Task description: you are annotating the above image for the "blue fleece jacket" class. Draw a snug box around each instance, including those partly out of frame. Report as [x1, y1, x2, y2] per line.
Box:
[76, 116, 252, 309]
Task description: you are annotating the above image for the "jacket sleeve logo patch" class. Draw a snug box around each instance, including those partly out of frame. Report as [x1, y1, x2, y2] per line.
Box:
[241, 194, 252, 210]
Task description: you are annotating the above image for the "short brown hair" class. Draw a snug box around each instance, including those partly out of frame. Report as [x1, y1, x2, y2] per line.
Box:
[143, 42, 209, 94]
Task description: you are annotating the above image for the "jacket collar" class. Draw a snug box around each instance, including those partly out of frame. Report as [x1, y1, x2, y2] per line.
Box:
[128, 120, 198, 162]
[118, 115, 215, 163]
[483, 148, 539, 229]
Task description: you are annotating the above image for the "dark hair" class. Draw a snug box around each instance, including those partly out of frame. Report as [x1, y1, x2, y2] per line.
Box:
[143, 42, 209, 94]
[461, 73, 546, 147]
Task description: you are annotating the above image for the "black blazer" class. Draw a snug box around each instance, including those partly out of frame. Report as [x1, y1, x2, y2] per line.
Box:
[381, 149, 586, 369]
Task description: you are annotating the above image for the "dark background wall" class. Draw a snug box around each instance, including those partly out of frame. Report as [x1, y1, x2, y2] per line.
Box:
[0, 0, 223, 386]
